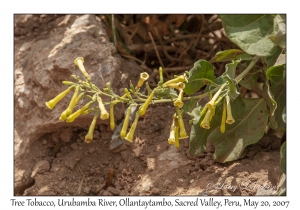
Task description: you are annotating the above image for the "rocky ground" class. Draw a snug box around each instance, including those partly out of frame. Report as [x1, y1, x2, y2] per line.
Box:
[14, 14, 284, 196]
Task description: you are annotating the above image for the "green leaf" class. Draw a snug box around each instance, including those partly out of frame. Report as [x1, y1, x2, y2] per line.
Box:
[239, 70, 262, 90]
[220, 14, 280, 56]
[271, 82, 286, 131]
[183, 98, 198, 116]
[266, 64, 286, 83]
[269, 15, 286, 49]
[208, 98, 269, 163]
[222, 60, 240, 99]
[184, 60, 215, 95]
[280, 142, 286, 174]
[189, 96, 245, 156]
[262, 81, 278, 130]
[210, 49, 245, 63]
[264, 47, 282, 69]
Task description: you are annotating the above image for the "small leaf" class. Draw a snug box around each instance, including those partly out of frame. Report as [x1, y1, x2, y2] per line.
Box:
[262, 81, 278, 130]
[269, 15, 286, 49]
[184, 60, 215, 95]
[183, 98, 198, 116]
[220, 14, 280, 56]
[210, 49, 245, 63]
[280, 142, 286, 174]
[208, 98, 269, 163]
[266, 64, 285, 83]
[274, 53, 286, 66]
[222, 60, 240, 99]
[264, 47, 282, 68]
[239, 70, 262, 90]
[271, 82, 286, 131]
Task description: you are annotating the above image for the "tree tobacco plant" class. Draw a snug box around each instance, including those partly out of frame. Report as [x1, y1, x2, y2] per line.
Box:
[45, 15, 286, 185]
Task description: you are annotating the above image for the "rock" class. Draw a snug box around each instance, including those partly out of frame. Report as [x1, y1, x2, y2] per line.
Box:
[31, 160, 50, 179]
[14, 14, 121, 164]
[60, 127, 73, 142]
[14, 15, 124, 193]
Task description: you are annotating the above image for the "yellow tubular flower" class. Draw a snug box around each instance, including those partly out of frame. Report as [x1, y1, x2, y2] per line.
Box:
[200, 105, 208, 117]
[62, 81, 75, 85]
[45, 85, 75, 110]
[85, 111, 99, 143]
[206, 83, 227, 109]
[97, 96, 109, 120]
[168, 116, 176, 145]
[136, 72, 149, 89]
[120, 106, 131, 139]
[74, 57, 90, 79]
[109, 102, 115, 130]
[66, 101, 94, 123]
[162, 73, 188, 87]
[164, 82, 186, 90]
[139, 90, 155, 116]
[220, 101, 226, 133]
[64, 85, 80, 117]
[174, 119, 180, 148]
[174, 89, 184, 108]
[124, 112, 140, 142]
[200, 109, 212, 129]
[225, 95, 235, 124]
[176, 108, 188, 139]
[74, 92, 85, 105]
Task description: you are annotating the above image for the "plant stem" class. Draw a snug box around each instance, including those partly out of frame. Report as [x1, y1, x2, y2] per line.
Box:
[235, 56, 260, 84]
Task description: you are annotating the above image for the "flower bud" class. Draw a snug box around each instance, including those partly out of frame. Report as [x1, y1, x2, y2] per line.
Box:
[124, 112, 140, 142]
[109, 103, 115, 130]
[74, 57, 90, 79]
[164, 82, 186, 90]
[200, 109, 212, 129]
[45, 85, 75, 110]
[225, 95, 235, 124]
[97, 96, 109, 120]
[174, 89, 184, 108]
[162, 73, 188, 87]
[85, 111, 99, 143]
[206, 83, 227, 109]
[66, 101, 94, 123]
[220, 101, 226, 133]
[139, 90, 155, 116]
[168, 116, 176, 145]
[64, 85, 80, 117]
[120, 106, 131, 139]
[176, 108, 188, 139]
[174, 118, 180, 148]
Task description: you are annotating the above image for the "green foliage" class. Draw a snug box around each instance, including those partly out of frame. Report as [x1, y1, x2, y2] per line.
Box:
[220, 14, 285, 56]
[209, 98, 269, 163]
[184, 60, 215, 95]
[46, 14, 286, 171]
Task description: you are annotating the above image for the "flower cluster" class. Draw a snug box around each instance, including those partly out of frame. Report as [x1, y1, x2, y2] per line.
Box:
[45, 57, 192, 148]
[199, 82, 235, 133]
[45, 57, 111, 143]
